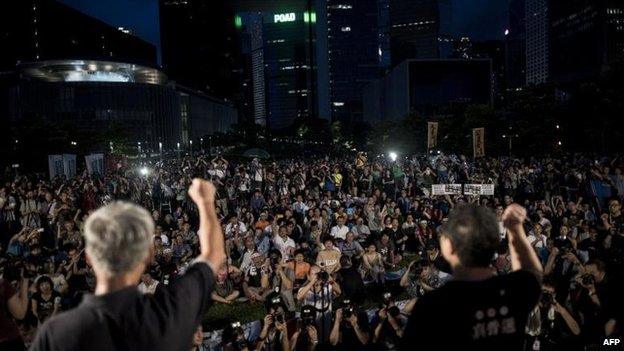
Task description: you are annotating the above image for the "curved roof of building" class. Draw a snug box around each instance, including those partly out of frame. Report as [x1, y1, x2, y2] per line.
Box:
[17, 60, 167, 85]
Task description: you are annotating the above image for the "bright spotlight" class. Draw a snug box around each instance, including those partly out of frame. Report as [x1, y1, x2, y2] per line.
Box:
[389, 152, 398, 162]
[140, 167, 149, 176]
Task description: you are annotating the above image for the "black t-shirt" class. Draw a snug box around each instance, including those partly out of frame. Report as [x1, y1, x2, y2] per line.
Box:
[32, 291, 61, 323]
[31, 262, 215, 351]
[401, 270, 540, 351]
[336, 309, 370, 351]
[336, 267, 365, 303]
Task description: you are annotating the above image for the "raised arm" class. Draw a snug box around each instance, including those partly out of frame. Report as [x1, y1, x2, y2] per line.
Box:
[187, 179, 227, 274]
[502, 204, 543, 280]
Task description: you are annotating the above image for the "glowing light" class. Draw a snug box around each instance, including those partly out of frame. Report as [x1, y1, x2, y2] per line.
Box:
[140, 167, 149, 176]
[389, 152, 398, 162]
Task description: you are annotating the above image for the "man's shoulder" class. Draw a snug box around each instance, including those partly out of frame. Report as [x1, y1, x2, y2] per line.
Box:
[33, 306, 100, 349]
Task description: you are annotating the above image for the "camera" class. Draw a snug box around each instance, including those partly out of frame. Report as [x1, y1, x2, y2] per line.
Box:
[301, 305, 316, 326]
[382, 292, 393, 305]
[317, 270, 329, 282]
[540, 291, 555, 306]
[387, 306, 401, 318]
[581, 274, 595, 286]
[342, 299, 354, 319]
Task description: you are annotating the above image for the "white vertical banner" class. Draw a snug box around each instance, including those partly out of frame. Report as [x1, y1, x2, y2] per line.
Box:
[85, 153, 105, 175]
[62, 154, 77, 178]
[48, 155, 64, 180]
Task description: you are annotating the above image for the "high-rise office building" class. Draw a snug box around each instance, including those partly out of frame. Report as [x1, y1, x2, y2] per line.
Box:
[525, 0, 548, 84]
[326, 0, 381, 124]
[506, 0, 526, 89]
[0, 0, 157, 70]
[549, 0, 624, 82]
[240, 10, 318, 130]
[159, 0, 243, 100]
[388, 0, 451, 66]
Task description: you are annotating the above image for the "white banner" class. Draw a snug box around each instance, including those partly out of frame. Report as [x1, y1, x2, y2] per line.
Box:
[63, 154, 77, 178]
[85, 153, 105, 175]
[48, 155, 64, 180]
[431, 184, 463, 195]
[432, 184, 495, 196]
[464, 184, 495, 196]
[463, 184, 482, 196]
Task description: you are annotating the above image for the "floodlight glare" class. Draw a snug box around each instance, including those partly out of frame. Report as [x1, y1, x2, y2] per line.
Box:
[389, 152, 398, 162]
[140, 167, 149, 176]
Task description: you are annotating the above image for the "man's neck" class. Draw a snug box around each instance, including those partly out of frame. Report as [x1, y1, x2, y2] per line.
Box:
[95, 275, 140, 296]
[451, 266, 495, 282]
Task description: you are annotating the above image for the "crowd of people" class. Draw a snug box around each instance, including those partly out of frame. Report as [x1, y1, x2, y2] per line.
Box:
[1, 151, 624, 350]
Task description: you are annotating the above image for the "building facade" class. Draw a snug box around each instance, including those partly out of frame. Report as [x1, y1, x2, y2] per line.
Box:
[388, 0, 451, 66]
[549, 0, 624, 82]
[0, 0, 157, 70]
[2, 60, 236, 154]
[326, 0, 381, 124]
[506, 0, 526, 89]
[159, 0, 243, 101]
[525, 0, 549, 84]
[364, 59, 492, 122]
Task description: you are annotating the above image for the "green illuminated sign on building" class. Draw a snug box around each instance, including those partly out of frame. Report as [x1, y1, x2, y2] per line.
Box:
[274, 13, 296, 23]
[235, 15, 242, 28]
[303, 11, 317, 23]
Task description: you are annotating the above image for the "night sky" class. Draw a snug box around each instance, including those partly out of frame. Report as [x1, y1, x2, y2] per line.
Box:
[59, 0, 510, 65]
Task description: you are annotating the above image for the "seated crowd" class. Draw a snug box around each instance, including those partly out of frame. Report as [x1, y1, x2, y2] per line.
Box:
[1, 152, 624, 350]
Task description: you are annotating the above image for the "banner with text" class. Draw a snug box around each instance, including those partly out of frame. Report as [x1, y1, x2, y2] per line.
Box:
[427, 121, 439, 149]
[432, 184, 495, 196]
[85, 153, 105, 175]
[63, 154, 77, 179]
[472, 127, 485, 158]
[48, 155, 64, 180]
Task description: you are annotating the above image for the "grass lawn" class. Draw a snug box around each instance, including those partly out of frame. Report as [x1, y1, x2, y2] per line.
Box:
[203, 253, 417, 331]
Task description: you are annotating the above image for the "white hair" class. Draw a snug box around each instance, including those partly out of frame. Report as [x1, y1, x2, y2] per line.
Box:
[84, 201, 154, 276]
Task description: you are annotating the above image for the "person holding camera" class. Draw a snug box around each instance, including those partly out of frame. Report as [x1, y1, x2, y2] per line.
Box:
[570, 259, 617, 347]
[372, 293, 405, 351]
[525, 278, 580, 351]
[222, 322, 252, 351]
[290, 305, 320, 351]
[255, 294, 291, 351]
[296, 265, 342, 343]
[329, 299, 370, 350]
[401, 204, 543, 351]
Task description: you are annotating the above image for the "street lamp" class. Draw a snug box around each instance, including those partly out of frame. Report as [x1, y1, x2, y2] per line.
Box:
[176, 142, 181, 159]
[189, 139, 193, 156]
[200, 138, 204, 150]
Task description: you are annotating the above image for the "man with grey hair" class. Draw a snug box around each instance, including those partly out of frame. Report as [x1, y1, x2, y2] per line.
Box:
[31, 179, 226, 351]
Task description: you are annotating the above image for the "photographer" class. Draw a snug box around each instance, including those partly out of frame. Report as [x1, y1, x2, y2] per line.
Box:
[222, 322, 252, 351]
[570, 260, 615, 347]
[296, 265, 341, 343]
[401, 204, 543, 350]
[266, 250, 296, 312]
[0, 274, 29, 349]
[372, 293, 405, 351]
[329, 299, 370, 350]
[525, 278, 580, 351]
[289, 305, 319, 351]
[255, 294, 291, 351]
